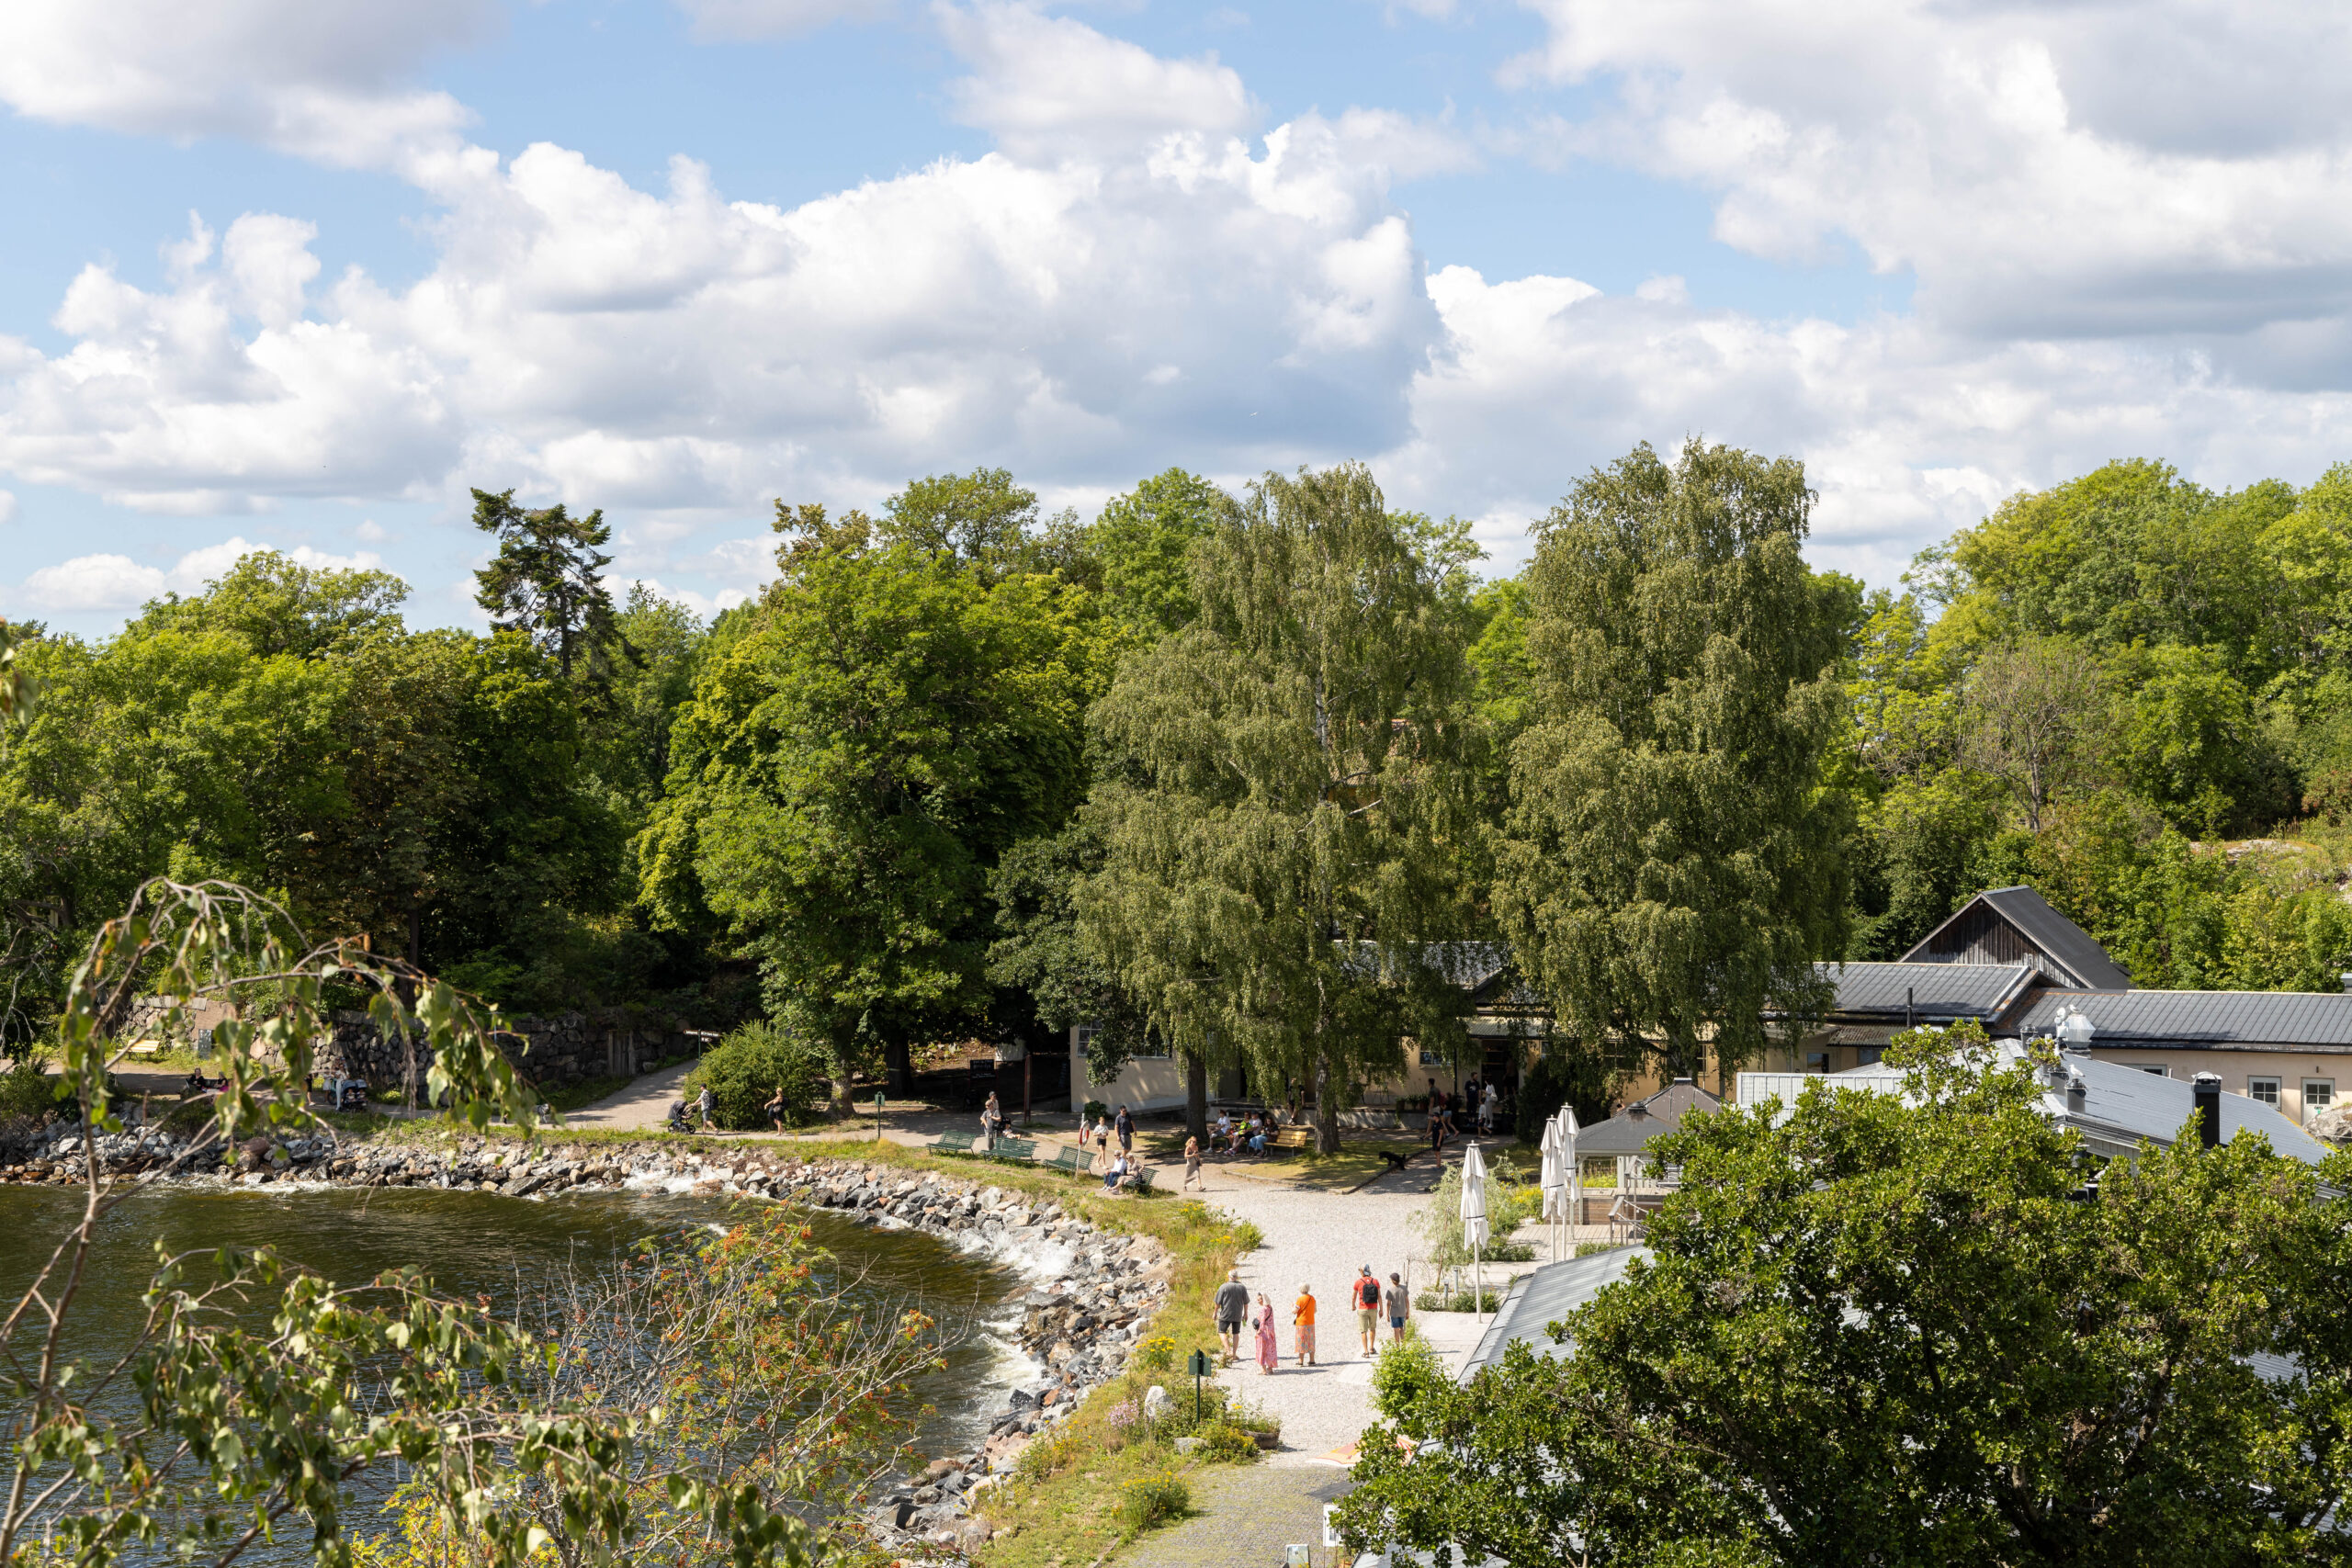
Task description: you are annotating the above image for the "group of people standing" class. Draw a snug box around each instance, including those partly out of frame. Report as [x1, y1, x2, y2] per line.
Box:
[1424, 1075, 1501, 1152]
[1212, 1266, 1410, 1373]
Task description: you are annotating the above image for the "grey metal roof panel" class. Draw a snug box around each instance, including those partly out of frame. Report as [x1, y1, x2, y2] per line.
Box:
[1574, 1080, 1723, 1156]
[2010, 987, 2352, 1048]
[1982, 886, 2135, 990]
[1814, 961, 2038, 1021]
[1461, 1247, 1652, 1380]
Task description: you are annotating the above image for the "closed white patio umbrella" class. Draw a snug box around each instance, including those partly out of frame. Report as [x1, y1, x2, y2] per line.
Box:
[1538, 1114, 1569, 1260]
[1460, 1140, 1490, 1321]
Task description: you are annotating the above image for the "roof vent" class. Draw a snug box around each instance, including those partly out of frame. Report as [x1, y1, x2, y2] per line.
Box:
[2192, 1072, 2222, 1149]
[2341, 971, 2352, 994]
[2053, 1005, 2095, 1053]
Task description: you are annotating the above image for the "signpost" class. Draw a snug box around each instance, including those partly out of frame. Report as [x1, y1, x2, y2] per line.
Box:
[1187, 1348, 1211, 1423]
[874, 1089, 885, 1143]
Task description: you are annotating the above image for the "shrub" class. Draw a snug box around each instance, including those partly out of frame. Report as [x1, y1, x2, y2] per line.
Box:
[685, 1021, 830, 1130]
[1117, 1471, 1189, 1532]
[1231, 1219, 1265, 1252]
[1192, 1419, 1260, 1464]
[1370, 1331, 1446, 1422]
[1134, 1336, 1177, 1372]
[1411, 1156, 1542, 1267]
[1413, 1285, 1504, 1313]
[1083, 1100, 1109, 1122]
[0, 1057, 56, 1122]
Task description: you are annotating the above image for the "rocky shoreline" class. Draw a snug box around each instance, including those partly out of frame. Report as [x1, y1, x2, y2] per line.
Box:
[5, 1125, 1170, 1559]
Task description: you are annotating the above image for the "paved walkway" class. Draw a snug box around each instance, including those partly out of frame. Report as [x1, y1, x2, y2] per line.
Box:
[1120, 1467, 1355, 1568]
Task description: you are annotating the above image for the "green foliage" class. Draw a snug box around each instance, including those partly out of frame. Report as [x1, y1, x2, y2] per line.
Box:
[1087, 468, 1226, 636]
[640, 533, 1096, 1106]
[1189, 1419, 1260, 1464]
[1338, 1022, 2352, 1565]
[687, 1019, 831, 1128]
[1409, 1154, 1540, 1267]
[1496, 438, 1849, 1077]
[470, 488, 630, 686]
[1115, 1470, 1190, 1532]
[0, 1055, 55, 1119]
[1132, 1335, 1177, 1372]
[1080, 464, 1485, 1151]
[1368, 1330, 1445, 1421]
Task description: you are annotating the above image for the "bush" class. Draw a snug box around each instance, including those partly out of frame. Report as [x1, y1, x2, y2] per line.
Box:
[1133, 1336, 1177, 1372]
[1370, 1331, 1446, 1421]
[1192, 1419, 1260, 1464]
[1117, 1471, 1189, 1532]
[0, 1057, 56, 1122]
[1413, 1286, 1504, 1313]
[686, 1021, 830, 1130]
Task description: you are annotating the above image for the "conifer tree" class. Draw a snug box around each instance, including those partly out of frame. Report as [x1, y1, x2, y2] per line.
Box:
[471, 488, 629, 684]
[1080, 465, 1480, 1151]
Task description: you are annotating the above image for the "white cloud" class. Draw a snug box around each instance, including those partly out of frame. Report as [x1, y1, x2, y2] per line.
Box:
[0, 491, 15, 526]
[16, 536, 390, 614]
[1504, 0, 2352, 350]
[0, 0, 491, 174]
[938, 3, 1256, 161]
[673, 0, 894, 41]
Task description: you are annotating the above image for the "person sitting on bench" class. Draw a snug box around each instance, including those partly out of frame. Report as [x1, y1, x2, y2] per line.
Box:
[1102, 1151, 1133, 1190]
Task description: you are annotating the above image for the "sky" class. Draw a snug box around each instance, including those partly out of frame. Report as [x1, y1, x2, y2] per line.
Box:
[5, 0, 2352, 637]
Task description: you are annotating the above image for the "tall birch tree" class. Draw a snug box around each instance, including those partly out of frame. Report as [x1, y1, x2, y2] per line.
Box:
[1080, 465, 1479, 1152]
[1495, 438, 1849, 1079]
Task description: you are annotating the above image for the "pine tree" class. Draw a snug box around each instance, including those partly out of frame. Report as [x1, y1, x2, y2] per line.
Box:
[471, 488, 630, 684]
[1080, 465, 1481, 1151]
[1494, 438, 1849, 1079]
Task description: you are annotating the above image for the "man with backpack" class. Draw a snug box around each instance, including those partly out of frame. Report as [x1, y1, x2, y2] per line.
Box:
[1353, 1266, 1383, 1356]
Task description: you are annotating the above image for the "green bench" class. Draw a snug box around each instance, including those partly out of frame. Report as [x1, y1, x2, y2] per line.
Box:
[987, 1136, 1038, 1163]
[932, 1131, 978, 1154]
[1043, 1143, 1093, 1174]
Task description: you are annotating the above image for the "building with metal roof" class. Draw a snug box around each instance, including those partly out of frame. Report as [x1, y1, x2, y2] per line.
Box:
[1901, 885, 2135, 991]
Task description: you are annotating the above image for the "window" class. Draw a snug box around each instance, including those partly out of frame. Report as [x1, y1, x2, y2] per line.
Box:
[2132, 1065, 2168, 1077]
[2246, 1077, 2281, 1108]
[1419, 1044, 1445, 1066]
[1856, 1046, 1883, 1066]
[1804, 1051, 1829, 1073]
[2303, 1079, 2335, 1122]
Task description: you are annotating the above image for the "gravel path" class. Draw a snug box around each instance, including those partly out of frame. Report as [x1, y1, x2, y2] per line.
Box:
[562, 1062, 694, 1129]
[1181, 1155, 1544, 1468]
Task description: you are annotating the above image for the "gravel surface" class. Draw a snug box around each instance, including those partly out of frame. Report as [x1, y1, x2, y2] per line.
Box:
[1185, 1158, 1545, 1468]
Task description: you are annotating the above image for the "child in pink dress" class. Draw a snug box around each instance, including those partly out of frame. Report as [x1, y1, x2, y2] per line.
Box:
[1253, 1292, 1279, 1373]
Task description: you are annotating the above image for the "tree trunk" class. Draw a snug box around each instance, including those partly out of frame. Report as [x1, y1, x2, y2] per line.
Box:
[830, 1038, 855, 1120]
[1314, 1049, 1341, 1155]
[1185, 1051, 1208, 1145]
[886, 1036, 913, 1099]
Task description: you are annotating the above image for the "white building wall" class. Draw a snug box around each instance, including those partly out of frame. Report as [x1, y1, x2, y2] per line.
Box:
[1069, 1024, 1188, 1112]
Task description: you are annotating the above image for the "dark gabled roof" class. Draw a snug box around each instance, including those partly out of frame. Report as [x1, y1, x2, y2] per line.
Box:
[1461, 1246, 1651, 1380]
[1575, 1077, 1723, 1156]
[2011, 988, 2352, 1049]
[1902, 886, 2133, 992]
[1814, 961, 2041, 1023]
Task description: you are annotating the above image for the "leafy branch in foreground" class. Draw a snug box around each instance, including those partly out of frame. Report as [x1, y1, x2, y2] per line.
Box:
[0, 877, 904, 1568]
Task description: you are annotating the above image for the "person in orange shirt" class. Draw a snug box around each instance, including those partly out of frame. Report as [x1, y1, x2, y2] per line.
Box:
[1293, 1282, 1317, 1367]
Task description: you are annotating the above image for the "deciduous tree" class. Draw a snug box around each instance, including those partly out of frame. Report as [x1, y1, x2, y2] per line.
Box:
[1080, 465, 1481, 1151]
[1494, 438, 1849, 1080]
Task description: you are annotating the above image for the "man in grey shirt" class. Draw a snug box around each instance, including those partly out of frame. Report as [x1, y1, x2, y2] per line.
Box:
[1383, 1271, 1410, 1344]
[1215, 1269, 1250, 1362]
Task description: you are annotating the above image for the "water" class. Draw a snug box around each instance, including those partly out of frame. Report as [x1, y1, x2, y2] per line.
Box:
[0, 1183, 1030, 1546]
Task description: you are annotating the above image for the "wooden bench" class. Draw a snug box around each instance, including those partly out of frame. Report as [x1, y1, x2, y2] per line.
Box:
[1271, 1127, 1313, 1152]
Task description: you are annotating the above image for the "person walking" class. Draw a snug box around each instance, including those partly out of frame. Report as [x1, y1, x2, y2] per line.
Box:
[1293, 1282, 1317, 1368]
[763, 1084, 787, 1133]
[695, 1083, 716, 1132]
[1428, 1087, 1447, 1153]
[1114, 1103, 1134, 1155]
[982, 1090, 1002, 1150]
[1384, 1270, 1410, 1344]
[1215, 1269, 1250, 1363]
[1182, 1134, 1204, 1190]
[1253, 1292, 1279, 1374]
[1353, 1266, 1382, 1356]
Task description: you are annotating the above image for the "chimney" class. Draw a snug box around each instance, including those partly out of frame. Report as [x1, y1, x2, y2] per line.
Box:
[2340, 971, 2352, 994]
[2192, 1072, 2222, 1150]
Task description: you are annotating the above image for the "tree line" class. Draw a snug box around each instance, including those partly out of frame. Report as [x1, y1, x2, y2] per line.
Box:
[7, 445, 2352, 1139]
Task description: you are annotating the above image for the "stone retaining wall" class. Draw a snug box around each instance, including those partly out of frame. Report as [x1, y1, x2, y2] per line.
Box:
[1, 1131, 1170, 1560]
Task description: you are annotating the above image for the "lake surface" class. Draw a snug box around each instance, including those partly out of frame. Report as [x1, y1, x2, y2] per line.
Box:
[0, 1182, 1029, 1543]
